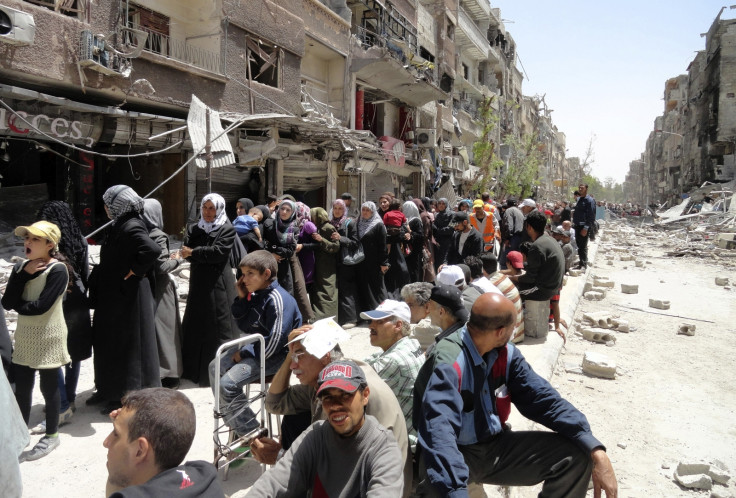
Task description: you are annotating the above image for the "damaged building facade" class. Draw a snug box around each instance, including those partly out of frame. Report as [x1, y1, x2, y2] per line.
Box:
[624, 8, 736, 207]
[0, 0, 564, 240]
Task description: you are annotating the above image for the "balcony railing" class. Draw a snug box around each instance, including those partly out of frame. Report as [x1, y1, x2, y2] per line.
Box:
[127, 25, 223, 74]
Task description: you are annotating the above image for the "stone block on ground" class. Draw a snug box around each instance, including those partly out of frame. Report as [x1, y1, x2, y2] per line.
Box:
[584, 281, 593, 293]
[583, 312, 613, 328]
[524, 299, 550, 339]
[591, 287, 608, 297]
[635, 260, 645, 267]
[715, 277, 729, 286]
[649, 299, 671, 310]
[677, 323, 696, 336]
[593, 278, 615, 289]
[582, 328, 616, 344]
[584, 291, 605, 301]
[612, 319, 629, 333]
[568, 269, 583, 277]
[673, 472, 712, 490]
[620, 283, 638, 294]
[582, 351, 616, 379]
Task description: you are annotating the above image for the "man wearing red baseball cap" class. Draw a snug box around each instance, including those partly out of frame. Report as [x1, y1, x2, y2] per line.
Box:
[247, 360, 403, 497]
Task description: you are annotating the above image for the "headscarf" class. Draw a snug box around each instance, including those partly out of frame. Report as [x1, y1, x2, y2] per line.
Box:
[357, 201, 382, 239]
[276, 199, 298, 245]
[310, 207, 330, 228]
[402, 200, 420, 222]
[255, 205, 271, 222]
[103, 185, 145, 222]
[437, 197, 449, 213]
[458, 199, 472, 211]
[237, 197, 254, 213]
[329, 199, 348, 231]
[197, 193, 228, 234]
[413, 197, 432, 223]
[421, 197, 432, 212]
[142, 198, 164, 231]
[295, 202, 312, 229]
[36, 200, 88, 277]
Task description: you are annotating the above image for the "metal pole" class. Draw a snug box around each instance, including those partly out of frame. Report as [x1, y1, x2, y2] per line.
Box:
[206, 107, 212, 193]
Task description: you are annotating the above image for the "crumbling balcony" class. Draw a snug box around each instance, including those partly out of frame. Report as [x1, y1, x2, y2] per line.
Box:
[457, 7, 490, 60]
[127, 24, 223, 74]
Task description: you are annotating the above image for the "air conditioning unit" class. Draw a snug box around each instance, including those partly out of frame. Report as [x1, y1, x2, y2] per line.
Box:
[79, 30, 126, 76]
[416, 128, 437, 148]
[0, 6, 35, 46]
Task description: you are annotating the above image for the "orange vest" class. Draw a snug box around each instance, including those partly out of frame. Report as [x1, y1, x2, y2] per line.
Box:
[470, 213, 496, 251]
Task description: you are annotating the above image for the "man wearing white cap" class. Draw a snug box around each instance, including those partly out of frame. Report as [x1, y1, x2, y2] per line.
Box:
[519, 198, 538, 216]
[361, 300, 425, 447]
[254, 321, 412, 495]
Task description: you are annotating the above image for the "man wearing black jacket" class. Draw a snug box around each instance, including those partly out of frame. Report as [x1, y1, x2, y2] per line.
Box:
[445, 212, 483, 266]
[572, 183, 596, 269]
[432, 198, 455, 271]
[510, 211, 564, 302]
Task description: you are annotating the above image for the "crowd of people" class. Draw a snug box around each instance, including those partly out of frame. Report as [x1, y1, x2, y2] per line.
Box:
[1, 182, 618, 497]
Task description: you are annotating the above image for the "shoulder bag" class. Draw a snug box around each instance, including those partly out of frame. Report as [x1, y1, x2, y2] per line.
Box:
[341, 219, 365, 266]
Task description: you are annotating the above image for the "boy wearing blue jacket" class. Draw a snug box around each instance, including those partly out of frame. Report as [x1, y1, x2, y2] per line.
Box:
[209, 250, 301, 436]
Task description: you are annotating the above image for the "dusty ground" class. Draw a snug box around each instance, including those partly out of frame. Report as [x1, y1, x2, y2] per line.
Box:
[9, 219, 736, 497]
[528, 222, 736, 497]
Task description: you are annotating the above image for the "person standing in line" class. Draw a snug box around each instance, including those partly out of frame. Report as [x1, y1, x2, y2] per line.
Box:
[355, 201, 389, 315]
[330, 198, 360, 328]
[30, 201, 93, 433]
[402, 200, 425, 284]
[432, 198, 454, 272]
[3, 221, 69, 460]
[413, 198, 436, 282]
[341, 192, 359, 219]
[177, 193, 238, 387]
[308, 207, 340, 320]
[89, 186, 161, 413]
[292, 202, 316, 323]
[572, 183, 596, 269]
[142, 199, 183, 390]
[262, 199, 299, 295]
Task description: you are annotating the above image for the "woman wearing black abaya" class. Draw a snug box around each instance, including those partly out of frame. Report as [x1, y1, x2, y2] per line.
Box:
[178, 193, 238, 387]
[262, 200, 298, 295]
[89, 185, 161, 413]
[330, 199, 359, 327]
[402, 200, 425, 283]
[355, 201, 388, 314]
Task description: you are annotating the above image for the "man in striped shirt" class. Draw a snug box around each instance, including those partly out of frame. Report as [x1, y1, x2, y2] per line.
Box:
[481, 252, 525, 343]
[362, 300, 425, 447]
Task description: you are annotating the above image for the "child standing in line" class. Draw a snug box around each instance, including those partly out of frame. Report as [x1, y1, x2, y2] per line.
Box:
[2, 221, 71, 461]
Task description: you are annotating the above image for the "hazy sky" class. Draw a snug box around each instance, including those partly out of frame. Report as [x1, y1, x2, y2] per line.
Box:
[496, 1, 733, 184]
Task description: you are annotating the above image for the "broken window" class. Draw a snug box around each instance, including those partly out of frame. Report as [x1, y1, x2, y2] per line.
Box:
[462, 63, 469, 80]
[246, 36, 281, 88]
[446, 17, 455, 40]
[127, 4, 170, 56]
[23, 0, 85, 18]
[419, 46, 435, 62]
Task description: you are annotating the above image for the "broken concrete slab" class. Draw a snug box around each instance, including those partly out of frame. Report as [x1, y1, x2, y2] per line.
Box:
[635, 260, 645, 267]
[582, 351, 616, 379]
[591, 287, 608, 297]
[620, 283, 639, 294]
[673, 472, 712, 490]
[677, 323, 696, 336]
[584, 282, 593, 293]
[582, 328, 617, 344]
[584, 291, 605, 301]
[675, 461, 731, 486]
[649, 299, 671, 310]
[568, 269, 584, 277]
[593, 278, 615, 289]
[715, 277, 730, 286]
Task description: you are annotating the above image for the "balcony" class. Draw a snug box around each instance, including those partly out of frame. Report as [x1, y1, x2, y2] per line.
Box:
[127, 24, 223, 75]
[461, 0, 491, 21]
[456, 7, 490, 60]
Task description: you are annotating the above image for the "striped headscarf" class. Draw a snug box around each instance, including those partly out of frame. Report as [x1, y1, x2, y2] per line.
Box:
[197, 193, 228, 234]
[102, 185, 145, 223]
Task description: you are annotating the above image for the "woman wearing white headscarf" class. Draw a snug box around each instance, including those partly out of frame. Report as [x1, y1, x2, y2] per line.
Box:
[142, 199, 182, 389]
[355, 201, 388, 314]
[88, 185, 162, 413]
[178, 193, 238, 387]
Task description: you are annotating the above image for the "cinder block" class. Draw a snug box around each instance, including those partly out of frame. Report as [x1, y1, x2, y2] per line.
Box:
[649, 299, 670, 310]
[677, 323, 696, 336]
[612, 319, 629, 333]
[583, 312, 613, 328]
[582, 351, 616, 379]
[584, 282, 593, 293]
[715, 277, 729, 286]
[620, 284, 638, 294]
[568, 269, 583, 277]
[582, 328, 616, 344]
[593, 278, 615, 288]
[524, 299, 550, 339]
[584, 291, 604, 301]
